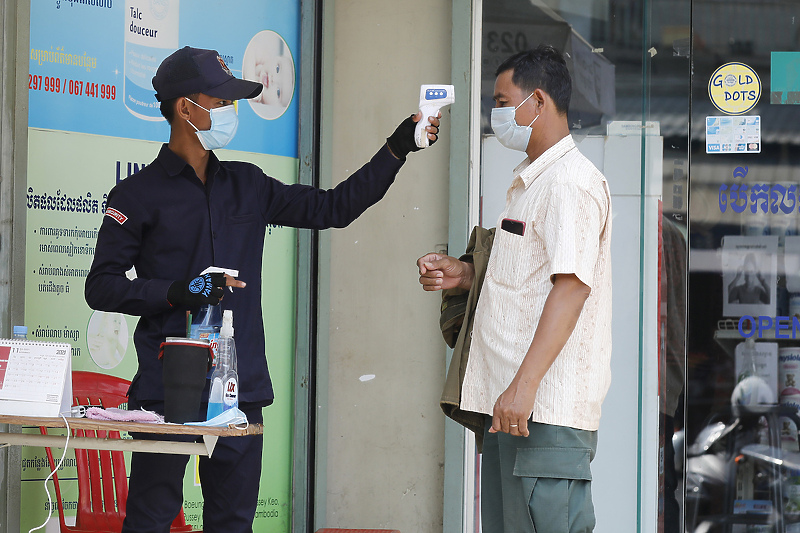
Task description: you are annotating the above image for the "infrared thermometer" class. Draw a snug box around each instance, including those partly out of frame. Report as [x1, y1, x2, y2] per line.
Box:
[414, 84, 455, 148]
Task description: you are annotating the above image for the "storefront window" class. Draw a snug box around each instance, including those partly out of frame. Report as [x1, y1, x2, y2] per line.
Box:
[687, 2, 800, 532]
[477, 1, 689, 531]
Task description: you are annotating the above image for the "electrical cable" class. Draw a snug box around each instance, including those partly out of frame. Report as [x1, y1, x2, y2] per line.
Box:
[28, 414, 71, 533]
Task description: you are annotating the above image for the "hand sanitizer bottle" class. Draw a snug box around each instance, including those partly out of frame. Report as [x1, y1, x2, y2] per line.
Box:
[206, 310, 238, 420]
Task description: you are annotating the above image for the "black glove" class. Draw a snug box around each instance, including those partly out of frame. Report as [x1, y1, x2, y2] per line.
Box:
[167, 272, 226, 308]
[386, 115, 437, 160]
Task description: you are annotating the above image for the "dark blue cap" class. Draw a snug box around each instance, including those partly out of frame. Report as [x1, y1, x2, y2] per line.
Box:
[152, 46, 262, 102]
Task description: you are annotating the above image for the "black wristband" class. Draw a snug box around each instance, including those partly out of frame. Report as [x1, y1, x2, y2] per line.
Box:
[387, 115, 426, 160]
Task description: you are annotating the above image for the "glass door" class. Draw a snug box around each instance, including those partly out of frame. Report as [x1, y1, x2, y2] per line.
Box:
[685, 2, 800, 532]
[473, 1, 690, 532]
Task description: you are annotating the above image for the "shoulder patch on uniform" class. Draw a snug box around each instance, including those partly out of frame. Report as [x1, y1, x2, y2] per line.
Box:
[105, 208, 127, 225]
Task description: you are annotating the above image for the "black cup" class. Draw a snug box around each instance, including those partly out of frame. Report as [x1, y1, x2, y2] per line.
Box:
[161, 337, 212, 423]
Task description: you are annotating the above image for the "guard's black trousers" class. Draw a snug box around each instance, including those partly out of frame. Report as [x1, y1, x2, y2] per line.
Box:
[121, 400, 264, 533]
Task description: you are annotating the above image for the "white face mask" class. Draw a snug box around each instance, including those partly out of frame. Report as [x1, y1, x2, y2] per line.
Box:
[491, 92, 538, 152]
[186, 406, 248, 428]
[185, 98, 239, 150]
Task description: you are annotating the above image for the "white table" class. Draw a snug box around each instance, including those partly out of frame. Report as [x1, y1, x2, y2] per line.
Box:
[0, 414, 262, 456]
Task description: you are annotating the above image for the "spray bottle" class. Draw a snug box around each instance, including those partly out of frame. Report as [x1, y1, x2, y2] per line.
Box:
[206, 310, 238, 420]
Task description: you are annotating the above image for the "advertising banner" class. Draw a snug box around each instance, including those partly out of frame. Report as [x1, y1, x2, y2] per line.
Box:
[23, 1, 301, 531]
[30, 0, 299, 156]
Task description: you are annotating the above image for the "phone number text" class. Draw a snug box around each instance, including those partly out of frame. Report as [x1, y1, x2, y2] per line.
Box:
[29, 75, 116, 100]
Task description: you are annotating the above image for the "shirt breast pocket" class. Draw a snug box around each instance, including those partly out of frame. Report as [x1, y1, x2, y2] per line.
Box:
[489, 221, 531, 288]
[227, 213, 258, 226]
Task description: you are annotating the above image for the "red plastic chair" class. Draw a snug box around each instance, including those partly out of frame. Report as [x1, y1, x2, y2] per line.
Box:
[40, 371, 198, 532]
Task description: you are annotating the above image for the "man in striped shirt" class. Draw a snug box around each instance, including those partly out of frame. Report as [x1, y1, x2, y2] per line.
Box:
[418, 45, 612, 533]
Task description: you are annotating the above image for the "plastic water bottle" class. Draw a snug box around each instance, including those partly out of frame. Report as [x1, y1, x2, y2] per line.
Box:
[190, 304, 222, 369]
[207, 310, 238, 420]
[12, 326, 27, 339]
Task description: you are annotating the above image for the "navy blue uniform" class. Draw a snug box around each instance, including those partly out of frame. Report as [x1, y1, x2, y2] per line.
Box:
[85, 143, 404, 531]
[86, 143, 402, 403]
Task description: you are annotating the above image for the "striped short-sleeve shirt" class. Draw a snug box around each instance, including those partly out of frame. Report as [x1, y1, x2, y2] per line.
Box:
[461, 135, 613, 431]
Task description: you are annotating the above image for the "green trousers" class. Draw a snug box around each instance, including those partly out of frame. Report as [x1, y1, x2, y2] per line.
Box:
[481, 417, 598, 533]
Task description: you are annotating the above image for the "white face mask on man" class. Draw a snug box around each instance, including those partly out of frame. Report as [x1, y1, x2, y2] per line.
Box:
[490, 91, 538, 152]
[185, 97, 239, 150]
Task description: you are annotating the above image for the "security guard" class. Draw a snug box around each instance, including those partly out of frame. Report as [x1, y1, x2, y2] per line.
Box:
[85, 46, 441, 532]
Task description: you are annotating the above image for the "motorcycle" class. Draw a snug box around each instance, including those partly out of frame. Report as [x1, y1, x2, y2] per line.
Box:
[683, 405, 800, 532]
